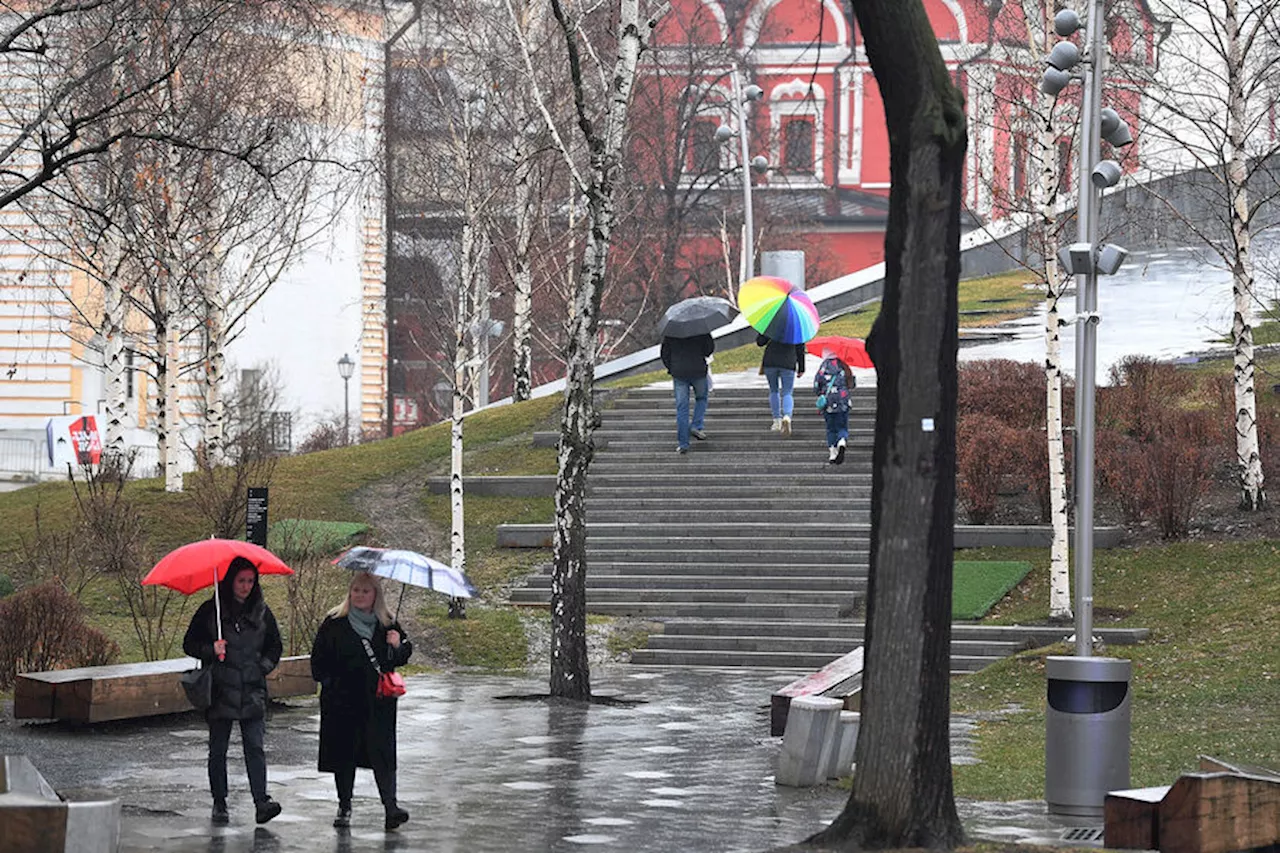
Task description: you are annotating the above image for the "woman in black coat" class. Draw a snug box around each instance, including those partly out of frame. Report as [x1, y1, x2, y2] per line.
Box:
[311, 571, 413, 831]
[182, 556, 283, 826]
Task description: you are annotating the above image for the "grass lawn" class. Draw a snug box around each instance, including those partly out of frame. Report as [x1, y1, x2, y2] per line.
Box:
[951, 540, 1280, 800]
[952, 561, 1032, 620]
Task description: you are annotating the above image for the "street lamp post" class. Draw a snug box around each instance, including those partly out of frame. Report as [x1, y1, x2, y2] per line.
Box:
[337, 353, 354, 445]
[719, 67, 765, 281]
[1041, 2, 1133, 657]
[1039, 1, 1136, 817]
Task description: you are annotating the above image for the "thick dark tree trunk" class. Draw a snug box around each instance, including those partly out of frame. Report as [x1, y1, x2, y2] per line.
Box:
[806, 0, 967, 848]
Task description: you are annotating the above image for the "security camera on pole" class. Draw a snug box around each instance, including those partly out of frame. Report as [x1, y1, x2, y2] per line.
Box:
[1038, 0, 1137, 818]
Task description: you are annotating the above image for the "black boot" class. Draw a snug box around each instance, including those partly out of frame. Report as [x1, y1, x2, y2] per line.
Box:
[255, 797, 282, 824]
[211, 799, 229, 826]
[384, 805, 409, 831]
[333, 801, 352, 829]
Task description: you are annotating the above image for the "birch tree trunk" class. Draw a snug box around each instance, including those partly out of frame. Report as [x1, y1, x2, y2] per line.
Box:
[511, 141, 535, 402]
[202, 268, 226, 463]
[1033, 6, 1071, 621]
[807, 0, 965, 845]
[546, 0, 649, 701]
[450, 221, 476, 614]
[101, 269, 128, 458]
[163, 279, 183, 493]
[1225, 0, 1265, 510]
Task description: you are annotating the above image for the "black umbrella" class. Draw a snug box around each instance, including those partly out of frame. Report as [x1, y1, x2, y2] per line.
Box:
[657, 296, 736, 339]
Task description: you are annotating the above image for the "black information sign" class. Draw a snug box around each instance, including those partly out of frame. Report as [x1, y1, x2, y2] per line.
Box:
[246, 487, 269, 547]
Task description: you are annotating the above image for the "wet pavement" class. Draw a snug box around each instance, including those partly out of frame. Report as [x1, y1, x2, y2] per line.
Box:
[959, 243, 1280, 377]
[0, 667, 1102, 852]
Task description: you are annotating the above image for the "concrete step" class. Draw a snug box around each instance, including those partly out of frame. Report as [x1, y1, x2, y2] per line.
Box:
[591, 460, 872, 474]
[650, 619, 1149, 647]
[512, 601, 845, 619]
[586, 546, 868, 563]
[641, 634, 1021, 658]
[589, 509, 870, 524]
[516, 573, 867, 591]
[599, 406, 872, 418]
[587, 474, 871, 488]
[625, 648, 999, 672]
[585, 522, 872, 538]
[577, 562, 869, 576]
[509, 587, 857, 605]
[609, 393, 877, 407]
[595, 418, 872, 433]
[586, 494, 870, 507]
[598, 445, 872, 458]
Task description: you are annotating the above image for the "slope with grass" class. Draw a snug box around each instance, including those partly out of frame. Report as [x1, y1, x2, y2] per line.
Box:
[951, 541, 1280, 800]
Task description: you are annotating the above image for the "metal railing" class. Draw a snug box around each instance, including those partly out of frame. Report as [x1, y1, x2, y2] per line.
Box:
[0, 438, 160, 483]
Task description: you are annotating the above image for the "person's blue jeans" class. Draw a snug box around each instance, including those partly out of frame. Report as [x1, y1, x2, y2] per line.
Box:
[824, 410, 849, 447]
[208, 716, 268, 803]
[764, 367, 796, 419]
[673, 375, 709, 449]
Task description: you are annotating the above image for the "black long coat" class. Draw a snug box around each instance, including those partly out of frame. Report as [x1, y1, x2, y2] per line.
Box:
[183, 594, 282, 721]
[310, 615, 413, 772]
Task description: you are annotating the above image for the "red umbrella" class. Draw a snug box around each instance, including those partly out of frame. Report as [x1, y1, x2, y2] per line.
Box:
[806, 335, 874, 369]
[143, 539, 293, 649]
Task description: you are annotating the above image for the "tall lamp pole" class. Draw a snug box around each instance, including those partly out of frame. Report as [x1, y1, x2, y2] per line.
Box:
[721, 67, 765, 281]
[1039, 1, 1135, 818]
[337, 353, 355, 445]
[1040, 2, 1133, 657]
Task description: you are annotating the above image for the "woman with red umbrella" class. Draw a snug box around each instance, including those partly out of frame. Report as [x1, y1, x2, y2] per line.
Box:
[181, 556, 284, 826]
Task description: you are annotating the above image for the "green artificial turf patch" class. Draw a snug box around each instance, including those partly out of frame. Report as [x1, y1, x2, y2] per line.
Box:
[268, 519, 369, 560]
[953, 560, 1033, 620]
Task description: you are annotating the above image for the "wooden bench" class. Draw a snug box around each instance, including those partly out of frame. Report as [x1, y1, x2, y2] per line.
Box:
[1105, 757, 1280, 853]
[13, 655, 316, 724]
[770, 647, 863, 736]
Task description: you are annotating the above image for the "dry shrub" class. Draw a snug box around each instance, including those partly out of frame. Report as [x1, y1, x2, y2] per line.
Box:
[1014, 426, 1065, 523]
[959, 360, 1047, 429]
[297, 417, 350, 454]
[1097, 432, 1151, 525]
[276, 524, 351, 655]
[1098, 409, 1224, 538]
[0, 580, 120, 689]
[957, 414, 1020, 524]
[188, 429, 278, 540]
[70, 462, 185, 661]
[1101, 356, 1195, 439]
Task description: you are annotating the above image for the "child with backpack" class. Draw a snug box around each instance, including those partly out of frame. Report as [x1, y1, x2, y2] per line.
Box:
[813, 351, 854, 464]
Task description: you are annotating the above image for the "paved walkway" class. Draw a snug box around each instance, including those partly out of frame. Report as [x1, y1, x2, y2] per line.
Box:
[1, 667, 1098, 852]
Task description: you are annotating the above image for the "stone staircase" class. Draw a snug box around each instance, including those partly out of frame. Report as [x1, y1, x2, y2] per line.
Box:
[509, 374, 1023, 672]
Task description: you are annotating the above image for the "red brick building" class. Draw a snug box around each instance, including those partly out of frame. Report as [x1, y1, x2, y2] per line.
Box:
[632, 0, 1159, 276]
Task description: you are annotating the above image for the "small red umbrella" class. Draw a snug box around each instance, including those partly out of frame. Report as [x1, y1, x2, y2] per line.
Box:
[806, 335, 875, 369]
[143, 539, 293, 651]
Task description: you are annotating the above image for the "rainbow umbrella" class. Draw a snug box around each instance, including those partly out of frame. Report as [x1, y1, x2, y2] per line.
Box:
[738, 276, 820, 344]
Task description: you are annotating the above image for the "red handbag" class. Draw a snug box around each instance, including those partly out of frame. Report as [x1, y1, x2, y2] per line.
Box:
[362, 637, 407, 700]
[376, 671, 406, 699]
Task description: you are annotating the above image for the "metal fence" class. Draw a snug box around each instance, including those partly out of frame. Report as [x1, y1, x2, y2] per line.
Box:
[0, 437, 160, 484]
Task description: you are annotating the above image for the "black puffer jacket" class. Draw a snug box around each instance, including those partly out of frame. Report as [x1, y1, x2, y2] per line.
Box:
[183, 565, 282, 721]
[660, 333, 714, 380]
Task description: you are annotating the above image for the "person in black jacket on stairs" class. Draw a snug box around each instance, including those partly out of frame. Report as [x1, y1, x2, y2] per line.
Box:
[660, 332, 715, 453]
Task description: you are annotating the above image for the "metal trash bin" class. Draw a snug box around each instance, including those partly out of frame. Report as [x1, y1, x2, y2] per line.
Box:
[1045, 655, 1131, 817]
